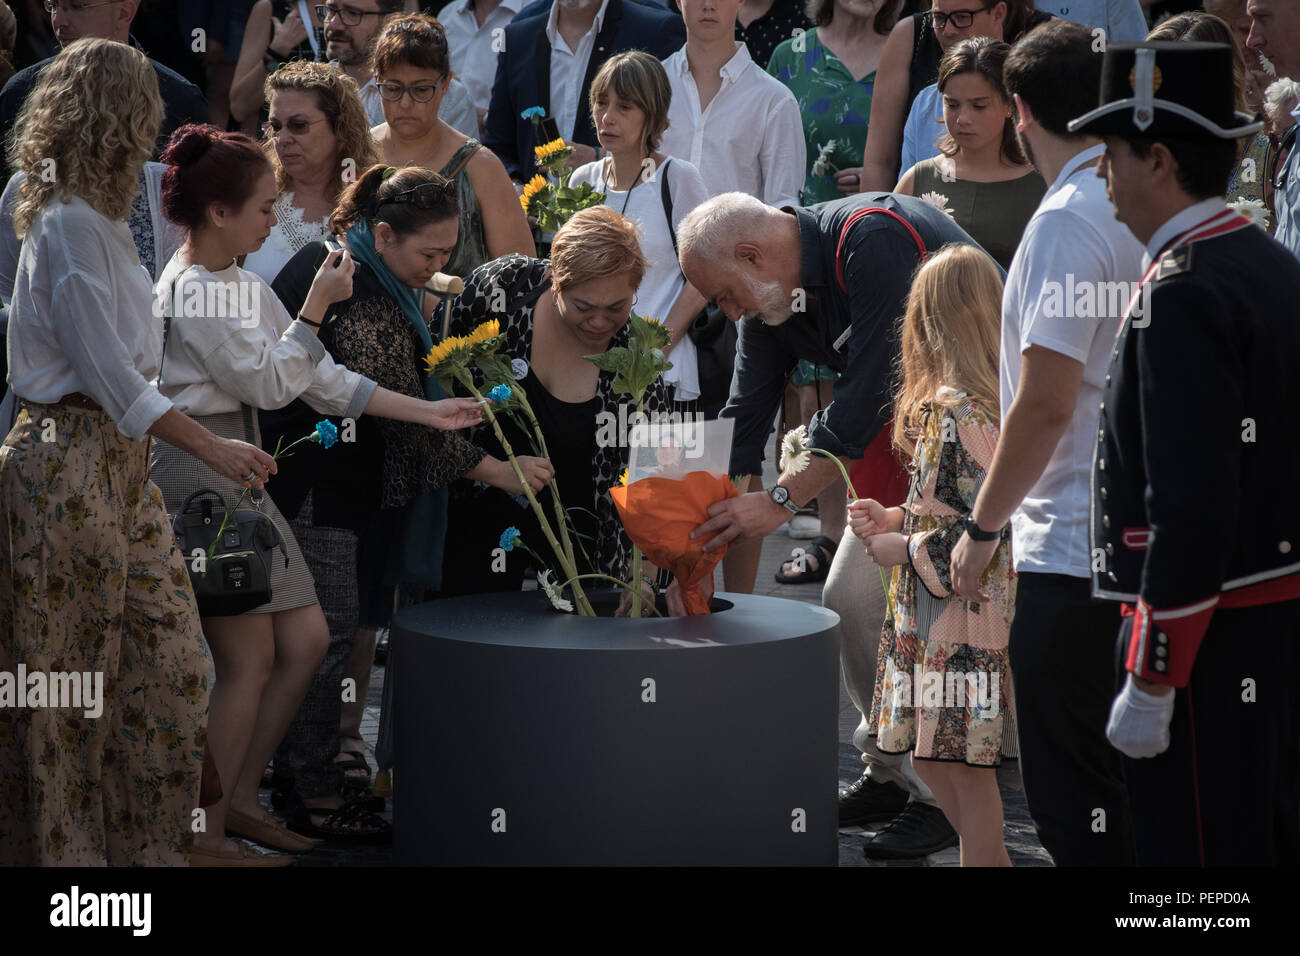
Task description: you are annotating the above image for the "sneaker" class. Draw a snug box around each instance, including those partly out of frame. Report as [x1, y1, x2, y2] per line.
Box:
[862, 803, 959, 860]
[838, 771, 910, 827]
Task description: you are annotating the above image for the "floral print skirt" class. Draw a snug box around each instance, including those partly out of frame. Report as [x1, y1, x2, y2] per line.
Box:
[0, 403, 211, 864]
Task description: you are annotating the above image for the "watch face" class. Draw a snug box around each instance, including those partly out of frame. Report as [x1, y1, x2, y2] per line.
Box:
[771, 486, 789, 504]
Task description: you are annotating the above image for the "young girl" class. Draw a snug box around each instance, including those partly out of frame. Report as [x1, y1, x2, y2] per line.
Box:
[848, 242, 1015, 867]
[894, 37, 1044, 270]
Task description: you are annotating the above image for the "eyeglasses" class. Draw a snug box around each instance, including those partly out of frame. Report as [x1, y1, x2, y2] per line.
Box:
[931, 2, 994, 30]
[315, 3, 386, 27]
[43, 0, 121, 13]
[378, 180, 458, 210]
[1266, 123, 1296, 192]
[378, 78, 445, 103]
[262, 116, 331, 138]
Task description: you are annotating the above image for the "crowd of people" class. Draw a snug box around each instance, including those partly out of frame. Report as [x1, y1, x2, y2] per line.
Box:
[0, 0, 1297, 868]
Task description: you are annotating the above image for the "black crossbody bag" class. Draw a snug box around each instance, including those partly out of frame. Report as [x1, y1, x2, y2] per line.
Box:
[157, 275, 288, 617]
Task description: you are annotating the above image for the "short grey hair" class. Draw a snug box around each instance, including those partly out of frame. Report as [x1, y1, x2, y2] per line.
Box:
[676, 192, 778, 264]
[1264, 78, 1300, 126]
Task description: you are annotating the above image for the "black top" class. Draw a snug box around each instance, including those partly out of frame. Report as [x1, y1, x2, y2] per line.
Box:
[0, 42, 210, 178]
[906, 8, 1053, 109]
[263, 241, 485, 531]
[724, 193, 995, 481]
[735, 0, 813, 70]
[446, 254, 670, 581]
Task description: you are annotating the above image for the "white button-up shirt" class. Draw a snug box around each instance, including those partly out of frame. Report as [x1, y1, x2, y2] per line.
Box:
[439, 0, 525, 117]
[999, 145, 1144, 577]
[7, 197, 172, 439]
[545, 0, 611, 142]
[659, 42, 805, 207]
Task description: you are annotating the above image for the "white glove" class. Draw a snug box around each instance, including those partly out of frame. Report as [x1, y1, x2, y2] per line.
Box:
[1106, 673, 1176, 759]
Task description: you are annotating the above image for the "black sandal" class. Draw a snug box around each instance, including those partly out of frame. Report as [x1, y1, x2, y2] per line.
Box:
[775, 535, 838, 585]
[335, 750, 371, 783]
[287, 794, 391, 844]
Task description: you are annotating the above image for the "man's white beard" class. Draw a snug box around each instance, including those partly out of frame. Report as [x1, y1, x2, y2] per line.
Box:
[746, 276, 793, 326]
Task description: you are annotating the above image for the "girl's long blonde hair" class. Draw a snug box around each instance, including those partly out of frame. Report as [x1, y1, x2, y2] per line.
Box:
[891, 243, 1004, 458]
[8, 38, 162, 237]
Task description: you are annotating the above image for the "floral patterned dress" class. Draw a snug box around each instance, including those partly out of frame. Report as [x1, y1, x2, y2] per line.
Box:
[869, 388, 1015, 767]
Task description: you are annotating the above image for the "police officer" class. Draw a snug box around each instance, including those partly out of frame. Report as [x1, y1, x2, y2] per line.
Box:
[1069, 41, 1300, 865]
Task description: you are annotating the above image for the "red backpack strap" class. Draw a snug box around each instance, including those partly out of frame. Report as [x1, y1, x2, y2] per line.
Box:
[835, 206, 928, 293]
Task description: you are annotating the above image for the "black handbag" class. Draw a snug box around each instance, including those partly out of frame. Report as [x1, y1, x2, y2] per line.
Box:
[171, 486, 288, 617]
[157, 274, 289, 617]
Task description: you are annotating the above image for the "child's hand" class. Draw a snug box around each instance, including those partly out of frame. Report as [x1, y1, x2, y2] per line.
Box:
[847, 498, 893, 541]
[863, 532, 909, 568]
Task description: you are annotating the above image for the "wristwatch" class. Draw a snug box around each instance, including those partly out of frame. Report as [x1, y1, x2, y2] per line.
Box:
[769, 485, 799, 515]
[961, 514, 1003, 542]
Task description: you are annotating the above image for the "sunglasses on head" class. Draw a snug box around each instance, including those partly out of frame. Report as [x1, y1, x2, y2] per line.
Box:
[378, 179, 458, 209]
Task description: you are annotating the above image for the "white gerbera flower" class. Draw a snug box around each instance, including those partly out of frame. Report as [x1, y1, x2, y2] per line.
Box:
[779, 425, 812, 477]
[538, 570, 574, 613]
[1258, 52, 1277, 77]
[811, 140, 842, 177]
[919, 191, 955, 218]
[1229, 197, 1271, 230]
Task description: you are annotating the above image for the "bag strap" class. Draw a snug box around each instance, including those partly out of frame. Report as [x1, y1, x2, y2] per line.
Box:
[440, 139, 481, 182]
[660, 157, 677, 257]
[835, 206, 927, 293]
[177, 486, 236, 517]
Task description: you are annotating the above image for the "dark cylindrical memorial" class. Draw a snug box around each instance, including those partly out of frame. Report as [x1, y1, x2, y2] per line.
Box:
[390, 590, 841, 866]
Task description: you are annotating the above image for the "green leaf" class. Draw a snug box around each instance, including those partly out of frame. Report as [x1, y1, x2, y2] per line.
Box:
[584, 348, 630, 374]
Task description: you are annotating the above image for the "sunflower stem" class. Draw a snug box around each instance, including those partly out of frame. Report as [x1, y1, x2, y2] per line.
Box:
[457, 372, 595, 616]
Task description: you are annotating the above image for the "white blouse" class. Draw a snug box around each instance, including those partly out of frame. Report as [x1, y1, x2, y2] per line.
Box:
[241, 191, 331, 286]
[569, 155, 709, 400]
[154, 255, 377, 420]
[6, 196, 173, 440]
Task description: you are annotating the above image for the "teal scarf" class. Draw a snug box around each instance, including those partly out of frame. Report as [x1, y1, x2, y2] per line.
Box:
[346, 219, 448, 591]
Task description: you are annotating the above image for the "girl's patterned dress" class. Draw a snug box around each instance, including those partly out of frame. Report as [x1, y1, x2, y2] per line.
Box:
[869, 388, 1015, 766]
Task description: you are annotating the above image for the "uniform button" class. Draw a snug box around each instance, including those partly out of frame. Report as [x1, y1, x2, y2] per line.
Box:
[1280, 541, 1293, 555]
[1105, 374, 1111, 385]
[1100, 487, 1108, 500]
[1155, 660, 1167, 672]
[1103, 514, 1111, 528]
[1107, 571, 1118, 582]
[1098, 458, 1105, 471]
[1105, 543, 1113, 555]
[1099, 402, 1104, 411]
[1155, 645, 1167, 658]
[1156, 632, 1167, 644]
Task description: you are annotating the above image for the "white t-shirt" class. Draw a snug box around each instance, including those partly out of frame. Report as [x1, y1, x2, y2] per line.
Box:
[570, 154, 710, 400]
[1000, 144, 1143, 577]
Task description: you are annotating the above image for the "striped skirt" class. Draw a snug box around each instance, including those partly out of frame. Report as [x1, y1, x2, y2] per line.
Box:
[149, 409, 317, 615]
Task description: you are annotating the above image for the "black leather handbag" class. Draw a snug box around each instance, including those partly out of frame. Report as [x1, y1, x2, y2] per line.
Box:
[171, 486, 288, 617]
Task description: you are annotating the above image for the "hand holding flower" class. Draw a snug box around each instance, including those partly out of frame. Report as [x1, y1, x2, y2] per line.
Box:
[426, 396, 485, 430]
[847, 498, 903, 542]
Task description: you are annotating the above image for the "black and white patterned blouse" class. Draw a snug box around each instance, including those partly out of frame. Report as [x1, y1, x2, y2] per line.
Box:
[448, 254, 670, 579]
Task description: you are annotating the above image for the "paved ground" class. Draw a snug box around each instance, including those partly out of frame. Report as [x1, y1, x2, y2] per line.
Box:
[275, 504, 1050, 866]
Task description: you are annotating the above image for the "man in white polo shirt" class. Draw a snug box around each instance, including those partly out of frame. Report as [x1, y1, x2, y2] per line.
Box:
[658, 0, 804, 206]
[950, 19, 1140, 865]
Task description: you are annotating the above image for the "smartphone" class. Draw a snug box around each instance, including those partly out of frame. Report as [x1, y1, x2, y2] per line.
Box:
[322, 238, 344, 267]
[540, 116, 561, 145]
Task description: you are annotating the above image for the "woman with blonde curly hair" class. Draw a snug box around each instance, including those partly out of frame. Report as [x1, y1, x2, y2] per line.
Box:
[0, 38, 275, 866]
[242, 59, 380, 284]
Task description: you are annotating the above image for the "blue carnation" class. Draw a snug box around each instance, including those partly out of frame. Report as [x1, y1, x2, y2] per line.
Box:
[500, 526, 521, 551]
[314, 420, 339, 450]
[487, 383, 512, 404]
[521, 106, 545, 120]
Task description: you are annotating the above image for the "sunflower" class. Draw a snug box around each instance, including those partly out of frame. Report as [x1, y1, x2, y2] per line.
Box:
[464, 318, 500, 347]
[618, 468, 629, 487]
[424, 334, 473, 375]
[534, 138, 569, 162]
[520, 173, 547, 213]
